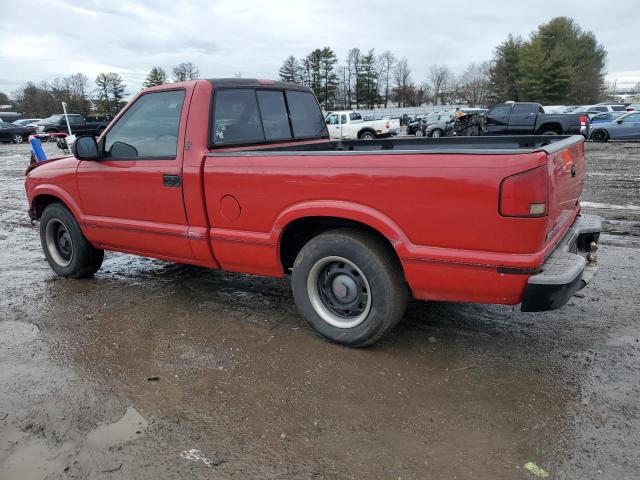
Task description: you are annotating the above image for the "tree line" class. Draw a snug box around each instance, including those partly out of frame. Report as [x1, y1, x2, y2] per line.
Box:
[5, 62, 201, 118]
[3, 17, 607, 118]
[279, 17, 607, 110]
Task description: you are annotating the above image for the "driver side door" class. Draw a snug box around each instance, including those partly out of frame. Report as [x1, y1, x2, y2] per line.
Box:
[76, 88, 195, 261]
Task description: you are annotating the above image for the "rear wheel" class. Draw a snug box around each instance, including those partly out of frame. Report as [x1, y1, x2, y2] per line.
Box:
[541, 130, 559, 136]
[40, 203, 104, 278]
[591, 130, 609, 143]
[291, 229, 407, 347]
[430, 128, 443, 138]
[359, 131, 375, 140]
[12, 134, 23, 144]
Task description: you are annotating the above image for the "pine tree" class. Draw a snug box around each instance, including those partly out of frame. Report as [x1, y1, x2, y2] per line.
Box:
[144, 67, 167, 87]
[488, 34, 523, 103]
[95, 73, 112, 116]
[278, 56, 300, 83]
[108, 73, 127, 113]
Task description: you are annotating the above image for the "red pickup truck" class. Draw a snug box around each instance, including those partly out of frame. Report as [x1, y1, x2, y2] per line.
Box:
[25, 79, 601, 346]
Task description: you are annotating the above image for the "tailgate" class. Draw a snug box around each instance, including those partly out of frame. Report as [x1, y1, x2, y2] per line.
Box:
[544, 137, 586, 242]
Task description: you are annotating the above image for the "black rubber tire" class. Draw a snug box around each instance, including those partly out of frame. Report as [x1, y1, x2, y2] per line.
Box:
[291, 228, 407, 347]
[359, 131, 375, 140]
[414, 129, 424, 137]
[40, 203, 104, 278]
[430, 128, 443, 138]
[541, 130, 559, 136]
[591, 130, 609, 143]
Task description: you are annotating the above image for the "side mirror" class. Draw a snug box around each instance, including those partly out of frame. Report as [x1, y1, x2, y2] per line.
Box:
[72, 135, 100, 161]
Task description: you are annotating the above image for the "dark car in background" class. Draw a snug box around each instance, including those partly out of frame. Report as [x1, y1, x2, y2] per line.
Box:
[0, 121, 28, 143]
[485, 102, 588, 136]
[412, 113, 453, 136]
[35, 114, 110, 137]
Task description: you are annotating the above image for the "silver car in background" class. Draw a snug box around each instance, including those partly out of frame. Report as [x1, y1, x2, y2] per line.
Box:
[590, 112, 640, 142]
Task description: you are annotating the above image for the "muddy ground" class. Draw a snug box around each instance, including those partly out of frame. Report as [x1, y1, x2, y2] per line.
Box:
[0, 141, 639, 480]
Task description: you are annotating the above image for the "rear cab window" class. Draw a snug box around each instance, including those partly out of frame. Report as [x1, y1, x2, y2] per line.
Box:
[211, 87, 327, 147]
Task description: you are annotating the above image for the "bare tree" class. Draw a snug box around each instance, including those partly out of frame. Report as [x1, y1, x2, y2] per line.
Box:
[457, 62, 492, 107]
[429, 64, 453, 106]
[172, 62, 200, 82]
[346, 48, 362, 108]
[377, 51, 396, 108]
[393, 57, 412, 107]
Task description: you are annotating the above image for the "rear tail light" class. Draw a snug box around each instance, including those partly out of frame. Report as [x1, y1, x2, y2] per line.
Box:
[386, 121, 390, 128]
[579, 115, 588, 126]
[499, 166, 549, 217]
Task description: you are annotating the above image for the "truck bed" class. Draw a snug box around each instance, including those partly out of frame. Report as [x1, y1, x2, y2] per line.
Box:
[214, 135, 579, 156]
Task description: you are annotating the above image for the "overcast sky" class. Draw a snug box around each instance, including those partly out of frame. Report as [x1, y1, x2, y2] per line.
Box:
[0, 0, 638, 98]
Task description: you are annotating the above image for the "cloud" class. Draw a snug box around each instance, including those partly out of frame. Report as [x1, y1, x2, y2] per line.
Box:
[0, 0, 637, 97]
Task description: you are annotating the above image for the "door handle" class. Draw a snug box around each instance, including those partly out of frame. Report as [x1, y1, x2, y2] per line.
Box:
[163, 174, 181, 187]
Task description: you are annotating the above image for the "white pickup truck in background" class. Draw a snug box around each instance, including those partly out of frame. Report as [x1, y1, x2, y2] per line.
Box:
[325, 111, 399, 140]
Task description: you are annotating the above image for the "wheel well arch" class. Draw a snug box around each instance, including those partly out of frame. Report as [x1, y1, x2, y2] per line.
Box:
[536, 123, 562, 134]
[357, 128, 376, 138]
[279, 216, 403, 273]
[31, 194, 66, 219]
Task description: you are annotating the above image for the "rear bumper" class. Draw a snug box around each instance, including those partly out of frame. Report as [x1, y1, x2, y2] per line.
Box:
[521, 214, 602, 312]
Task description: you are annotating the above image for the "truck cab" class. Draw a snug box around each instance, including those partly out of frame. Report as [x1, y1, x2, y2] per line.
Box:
[485, 102, 589, 137]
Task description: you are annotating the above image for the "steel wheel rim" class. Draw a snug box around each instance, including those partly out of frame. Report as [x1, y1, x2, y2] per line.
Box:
[415, 129, 423, 137]
[432, 130, 441, 137]
[307, 256, 372, 329]
[13, 135, 23, 143]
[45, 219, 73, 267]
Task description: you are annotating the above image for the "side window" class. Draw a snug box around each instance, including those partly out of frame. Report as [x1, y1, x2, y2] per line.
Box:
[69, 116, 83, 125]
[105, 90, 185, 159]
[488, 105, 512, 117]
[349, 112, 362, 121]
[512, 104, 533, 114]
[213, 89, 264, 145]
[256, 90, 292, 141]
[286, 90, 327, 138]
[594, 106, 607, 112]
[326, 114, 338, 125]
[340, 114, 347, 124]
[623, 113, 640, 122]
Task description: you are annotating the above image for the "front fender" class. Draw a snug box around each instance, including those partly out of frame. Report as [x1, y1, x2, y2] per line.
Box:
[29, 184, 85, 223]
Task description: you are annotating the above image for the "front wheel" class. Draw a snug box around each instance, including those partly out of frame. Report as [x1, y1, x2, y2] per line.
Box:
[40, 203, 104, 278]
[414, 128, 424, 137]
[292, 229, 407, 347]
[12, 134, 24, 144]
[591, 130, 609, 143]
[430, 128, 443, 138]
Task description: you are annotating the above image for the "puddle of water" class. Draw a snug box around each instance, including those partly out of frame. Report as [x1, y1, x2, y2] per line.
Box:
[0, 439, 64, 480]
[582, 201, 640, 211]
[0, 321, 40, 348]
[85, 406, 148, 449]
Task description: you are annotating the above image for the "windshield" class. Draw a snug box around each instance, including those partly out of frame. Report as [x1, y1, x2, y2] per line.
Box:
[42, 114, 64, 122]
